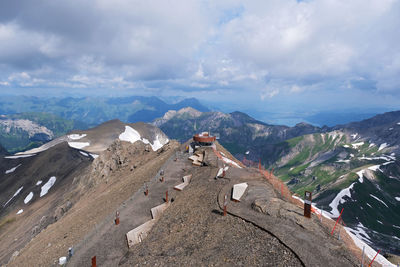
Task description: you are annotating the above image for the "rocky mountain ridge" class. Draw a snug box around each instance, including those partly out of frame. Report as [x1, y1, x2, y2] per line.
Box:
[0, 112, 87, 153]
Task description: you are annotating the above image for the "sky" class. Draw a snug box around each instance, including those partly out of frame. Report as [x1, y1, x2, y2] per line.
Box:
[0, 0, 400, 123]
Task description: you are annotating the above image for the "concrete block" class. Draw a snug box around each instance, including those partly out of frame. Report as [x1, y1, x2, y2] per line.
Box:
[126, 219, 156, 248]
[174, 174, 192, 191]
[192, 160, 202, 166]
[232, 183, 248, 202]
[182, 174, 192, 183]
[188, 155, 198, 161]
[151, 202, 170, 220]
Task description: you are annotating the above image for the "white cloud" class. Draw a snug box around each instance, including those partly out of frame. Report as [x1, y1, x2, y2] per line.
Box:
[0, 0, 399, 110]
[261, 87, 279, 100]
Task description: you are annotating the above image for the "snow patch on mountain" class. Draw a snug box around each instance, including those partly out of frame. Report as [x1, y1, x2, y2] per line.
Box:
[36, 180, 42, 186]
[16, 209, 23, 215]
[356, 170, 365, 183]
[80, 151, 89, 157]
[358, 155, 392, 161]
[68, 134, 87, 140]
[378, 143, 388, 151]
[24, 192, 33, 204]
[350, 133, 358, 139]
[40, 176, 56, 197]
[5, 154, 36, 159]
[345, 226, 395, 267]
[144, 135, 166, 151]
[68, 142, 90, 149]
[395, 197, 400, 201]
[90, 153, 99, 159]
[328, 182, 355, 217]
[119, 126, 168, 151]
[370, 194, 388, 208]
[119, 126, 141, 143]
[3, 186, 23, 207]
[368, 164, 381, 172]
[5, 164, 21, 174]
[351, 142, 364, 149]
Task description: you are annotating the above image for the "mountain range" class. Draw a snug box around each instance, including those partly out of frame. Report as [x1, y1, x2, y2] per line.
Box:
[155, 107, 400, 256]
[0, 95, 209, 127]
[0, 97, 399, 265]
[0, 120, 376, 267]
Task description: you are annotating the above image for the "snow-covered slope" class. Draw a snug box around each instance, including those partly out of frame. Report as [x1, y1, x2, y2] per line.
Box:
[15, 120, 169, 155]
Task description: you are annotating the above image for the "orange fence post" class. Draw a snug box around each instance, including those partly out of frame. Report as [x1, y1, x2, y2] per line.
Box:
[165, 191, 168, 203]
[115, 211, 120, 225]
[91, 256, 96, 267]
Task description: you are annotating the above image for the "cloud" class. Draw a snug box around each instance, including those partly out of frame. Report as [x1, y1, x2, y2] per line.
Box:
[0, 0, 399, 112]
[261, 87, 279, 100]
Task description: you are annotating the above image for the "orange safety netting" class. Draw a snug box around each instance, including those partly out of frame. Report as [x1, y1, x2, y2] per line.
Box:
[258, 162, 296, 204]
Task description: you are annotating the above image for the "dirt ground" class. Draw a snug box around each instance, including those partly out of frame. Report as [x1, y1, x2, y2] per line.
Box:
[120, 154, 302, 266]
[7, 142, 367, 266]
[8, 141, 180, 266]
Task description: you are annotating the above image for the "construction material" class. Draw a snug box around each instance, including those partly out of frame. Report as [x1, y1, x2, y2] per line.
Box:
[232, 183, 248, 202]
[304, 191, 312, 218]
[188, 152, 205, 166]
[127, 200, 173, 248]
[150, 202, 171, 220]
[126, 219, 157, 248]
[174, 174, 192, 191]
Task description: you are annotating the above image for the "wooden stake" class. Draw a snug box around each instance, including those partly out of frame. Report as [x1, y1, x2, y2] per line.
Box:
[145, 184, 148, 196]
[165, 191, 168, 203]
[91, 256, 96, 267]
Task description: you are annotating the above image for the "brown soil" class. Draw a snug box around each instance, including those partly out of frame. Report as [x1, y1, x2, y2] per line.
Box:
[5, 141, 374, 267]
[8, 140, 179, 266]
